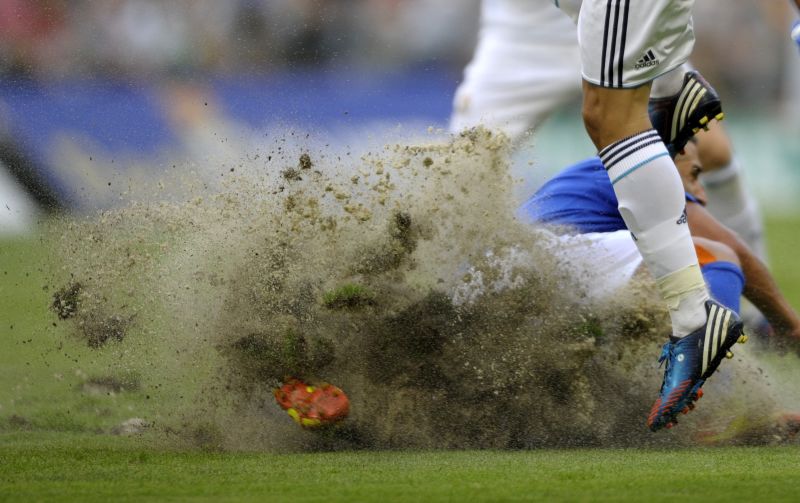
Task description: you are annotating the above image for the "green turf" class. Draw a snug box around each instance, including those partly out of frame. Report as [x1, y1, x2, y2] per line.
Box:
[0, 237, 177, 434]
[2, 217, 800, 501]
[1, 432, 799, 502]
[765, 216, 800, 309]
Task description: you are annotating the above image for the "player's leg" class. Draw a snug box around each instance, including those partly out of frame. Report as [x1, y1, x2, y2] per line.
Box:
[450, 0, 581, 144]
[694, 124, 768, 331]
[694, 237, 744, 315]
[646, 238, 748, 430]
[550, 230, 744, 318]
[648, 67, 724, 158]
[647, 240, 746, 425]
[697, 122, 767, 261]
[451, 68, 580, 145]
[569, 0, 745, 431]
[582, 75, 710, 339]
[649, 63, 767, 261]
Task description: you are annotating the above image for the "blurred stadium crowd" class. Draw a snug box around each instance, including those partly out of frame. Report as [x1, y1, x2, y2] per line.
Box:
[0, 0, 796, 103]
[0, 0, 798, 233]
[0, 0, 480, 79]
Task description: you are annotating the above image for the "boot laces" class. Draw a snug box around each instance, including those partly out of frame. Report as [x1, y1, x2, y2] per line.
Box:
[657, 342, 675, 393]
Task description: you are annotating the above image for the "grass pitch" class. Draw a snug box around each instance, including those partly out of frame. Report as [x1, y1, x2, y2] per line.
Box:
[1, 216, 800, 501]
[2, 434, 800, 502]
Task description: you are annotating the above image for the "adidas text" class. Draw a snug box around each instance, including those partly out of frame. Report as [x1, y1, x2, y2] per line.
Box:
[635, 59, 659, 69]
[635, 50, 659, 69]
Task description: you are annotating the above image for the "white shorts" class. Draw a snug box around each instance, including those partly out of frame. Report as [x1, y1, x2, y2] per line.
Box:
[451, 228, 642, 306]
[545, 229, 643, 299]
[449, 0, 582, 143]
[561, 0, 695, 88]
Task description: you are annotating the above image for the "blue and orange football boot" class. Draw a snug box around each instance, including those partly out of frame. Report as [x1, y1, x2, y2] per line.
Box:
[648, 299, 748, 432]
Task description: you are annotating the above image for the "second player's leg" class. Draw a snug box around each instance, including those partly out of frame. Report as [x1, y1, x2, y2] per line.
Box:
[697, 122, 767, 261]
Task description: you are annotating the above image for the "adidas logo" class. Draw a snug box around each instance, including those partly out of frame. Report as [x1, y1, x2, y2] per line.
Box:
[634, 49, 659, 69]
[676, 207, 687, 225]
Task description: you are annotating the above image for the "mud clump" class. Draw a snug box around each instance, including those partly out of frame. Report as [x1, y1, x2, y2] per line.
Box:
[282, 168, 303, 182]
[80, 315, 130, 348]
[46, 127, 789, 451]
[298, 153, 313, 171]
[227, 330, 335, 389]
[51, 282, 82, 320]
[51, 280, 131, 347]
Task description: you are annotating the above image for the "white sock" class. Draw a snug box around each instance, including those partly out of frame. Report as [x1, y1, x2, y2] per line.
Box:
[702, 158, 768, 261]
[599, 130, 710, 337]
[650, 64, 689, 99]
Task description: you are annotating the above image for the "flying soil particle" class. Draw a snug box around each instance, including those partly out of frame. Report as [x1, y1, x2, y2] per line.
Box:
[51, 282, 82, 320]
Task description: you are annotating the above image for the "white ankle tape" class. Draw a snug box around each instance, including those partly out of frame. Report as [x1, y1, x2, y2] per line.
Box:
[655, 264, 708, 310]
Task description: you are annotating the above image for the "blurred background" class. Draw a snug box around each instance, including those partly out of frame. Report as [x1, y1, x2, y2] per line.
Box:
[0, 0, 798, 233]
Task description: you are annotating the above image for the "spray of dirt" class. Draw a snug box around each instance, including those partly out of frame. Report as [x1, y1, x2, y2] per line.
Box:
[46, 127, 797, 450]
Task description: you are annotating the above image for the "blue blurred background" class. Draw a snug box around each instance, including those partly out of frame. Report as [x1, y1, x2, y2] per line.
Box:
[0, 0, 798, 233]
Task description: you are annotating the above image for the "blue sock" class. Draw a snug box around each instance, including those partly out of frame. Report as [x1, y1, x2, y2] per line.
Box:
[701, 261, 745, 314]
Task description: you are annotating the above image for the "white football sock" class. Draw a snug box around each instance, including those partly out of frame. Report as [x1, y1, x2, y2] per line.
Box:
[600, 130, 710, 337]
[702, 158, 768, 261]
[650, 64, 689, 99]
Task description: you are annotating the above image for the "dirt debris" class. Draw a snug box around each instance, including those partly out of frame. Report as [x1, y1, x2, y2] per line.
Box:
[46, 127, 790, 451]
[51, 282, 82, 320]
[111, 418, 150, 436]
